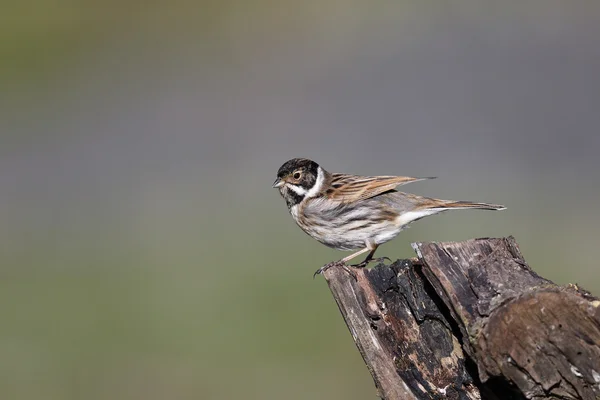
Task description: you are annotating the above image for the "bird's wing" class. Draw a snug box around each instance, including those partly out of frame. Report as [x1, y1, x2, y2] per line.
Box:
[324, 173, 435, 203]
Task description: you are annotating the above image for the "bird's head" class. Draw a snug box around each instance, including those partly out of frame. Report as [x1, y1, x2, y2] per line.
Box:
[273, 158, 325, 208]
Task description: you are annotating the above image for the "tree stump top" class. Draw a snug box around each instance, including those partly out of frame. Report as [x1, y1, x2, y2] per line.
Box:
[323, 237, 600, 400]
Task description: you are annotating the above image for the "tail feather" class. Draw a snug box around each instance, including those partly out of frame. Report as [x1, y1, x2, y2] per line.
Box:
[439, 200, 506, 211]
[396, 199, 505, 227]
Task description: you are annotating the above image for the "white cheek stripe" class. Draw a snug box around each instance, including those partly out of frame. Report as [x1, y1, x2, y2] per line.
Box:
[305, 166, 325, 198]
[287, 184, 307, 196]
[285, 166, 324, 198]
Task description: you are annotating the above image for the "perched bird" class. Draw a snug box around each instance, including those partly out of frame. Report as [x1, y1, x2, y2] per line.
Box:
[273, 158, 505, 276]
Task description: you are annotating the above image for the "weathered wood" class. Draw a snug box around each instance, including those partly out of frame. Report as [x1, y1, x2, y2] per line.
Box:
[322, 237, 600, 400]
[323, 260, 483, 399]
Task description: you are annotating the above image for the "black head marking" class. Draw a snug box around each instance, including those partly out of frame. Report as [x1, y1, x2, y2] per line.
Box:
[277, 158, 319, 179]
[276, 158, 320, 189]
[280, 187, 304, 209]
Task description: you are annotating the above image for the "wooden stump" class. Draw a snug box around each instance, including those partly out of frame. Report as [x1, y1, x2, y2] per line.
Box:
[322, 237, 600, 400]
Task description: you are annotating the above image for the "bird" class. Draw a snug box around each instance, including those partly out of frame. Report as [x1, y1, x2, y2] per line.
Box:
[272, 158, 505, 276]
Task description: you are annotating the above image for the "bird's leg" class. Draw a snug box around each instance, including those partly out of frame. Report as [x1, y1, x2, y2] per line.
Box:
[313, 247, 371, 278]
[341, 247, 372, 263]
[350, 248, 377, 268]
[352, 242, 377, 268]
[350, 244, 390, 268]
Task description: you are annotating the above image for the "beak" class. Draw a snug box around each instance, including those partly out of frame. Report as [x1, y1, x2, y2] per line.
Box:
[272, 177, 284, 188]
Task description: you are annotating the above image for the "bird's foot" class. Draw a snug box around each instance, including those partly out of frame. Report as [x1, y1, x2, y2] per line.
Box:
[351, 256, 392, 269]
[313, 260, 344, 278]
[313, 260, 357, 280]
[374, 256, 392, 264]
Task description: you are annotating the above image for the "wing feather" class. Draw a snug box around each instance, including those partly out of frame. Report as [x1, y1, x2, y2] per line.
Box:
[325, 174, 435, 203]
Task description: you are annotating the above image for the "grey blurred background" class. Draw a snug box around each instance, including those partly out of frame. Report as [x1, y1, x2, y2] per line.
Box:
[1, 1, 599, 399]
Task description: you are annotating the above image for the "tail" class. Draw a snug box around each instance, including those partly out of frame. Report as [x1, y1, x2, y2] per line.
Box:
[437, 200, 506, 211]
[395, 196, 505, 227]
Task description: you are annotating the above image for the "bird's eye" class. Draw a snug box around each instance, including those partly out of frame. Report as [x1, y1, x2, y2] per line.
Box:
[293, 171, 302, 180]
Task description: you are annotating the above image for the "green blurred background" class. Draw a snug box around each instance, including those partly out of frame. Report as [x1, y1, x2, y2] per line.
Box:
[2, 1, 600, 399]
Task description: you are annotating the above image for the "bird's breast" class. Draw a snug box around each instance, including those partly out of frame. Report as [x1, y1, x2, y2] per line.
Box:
[290, 198, 402, 250]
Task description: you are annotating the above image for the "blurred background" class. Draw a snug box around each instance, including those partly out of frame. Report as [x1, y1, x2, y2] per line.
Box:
[2, 1, 600, 399]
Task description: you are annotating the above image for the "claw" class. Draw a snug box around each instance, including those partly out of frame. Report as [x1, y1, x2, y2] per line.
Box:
[313, 261, 338, 278]
[341, 264, 359, 281]
[313, 260, 358, 280]
[350, 260, 369, 269]
[373, 256, 392, 264]
[351, 256, 391, 269]
[313, 265, 328, 279]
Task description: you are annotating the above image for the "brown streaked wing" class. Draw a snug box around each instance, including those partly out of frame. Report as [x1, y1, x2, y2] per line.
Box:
[325, 173, 435, 202]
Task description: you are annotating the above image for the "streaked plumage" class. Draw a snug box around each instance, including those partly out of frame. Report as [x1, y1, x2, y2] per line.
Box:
[273, 158, 505, 274]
